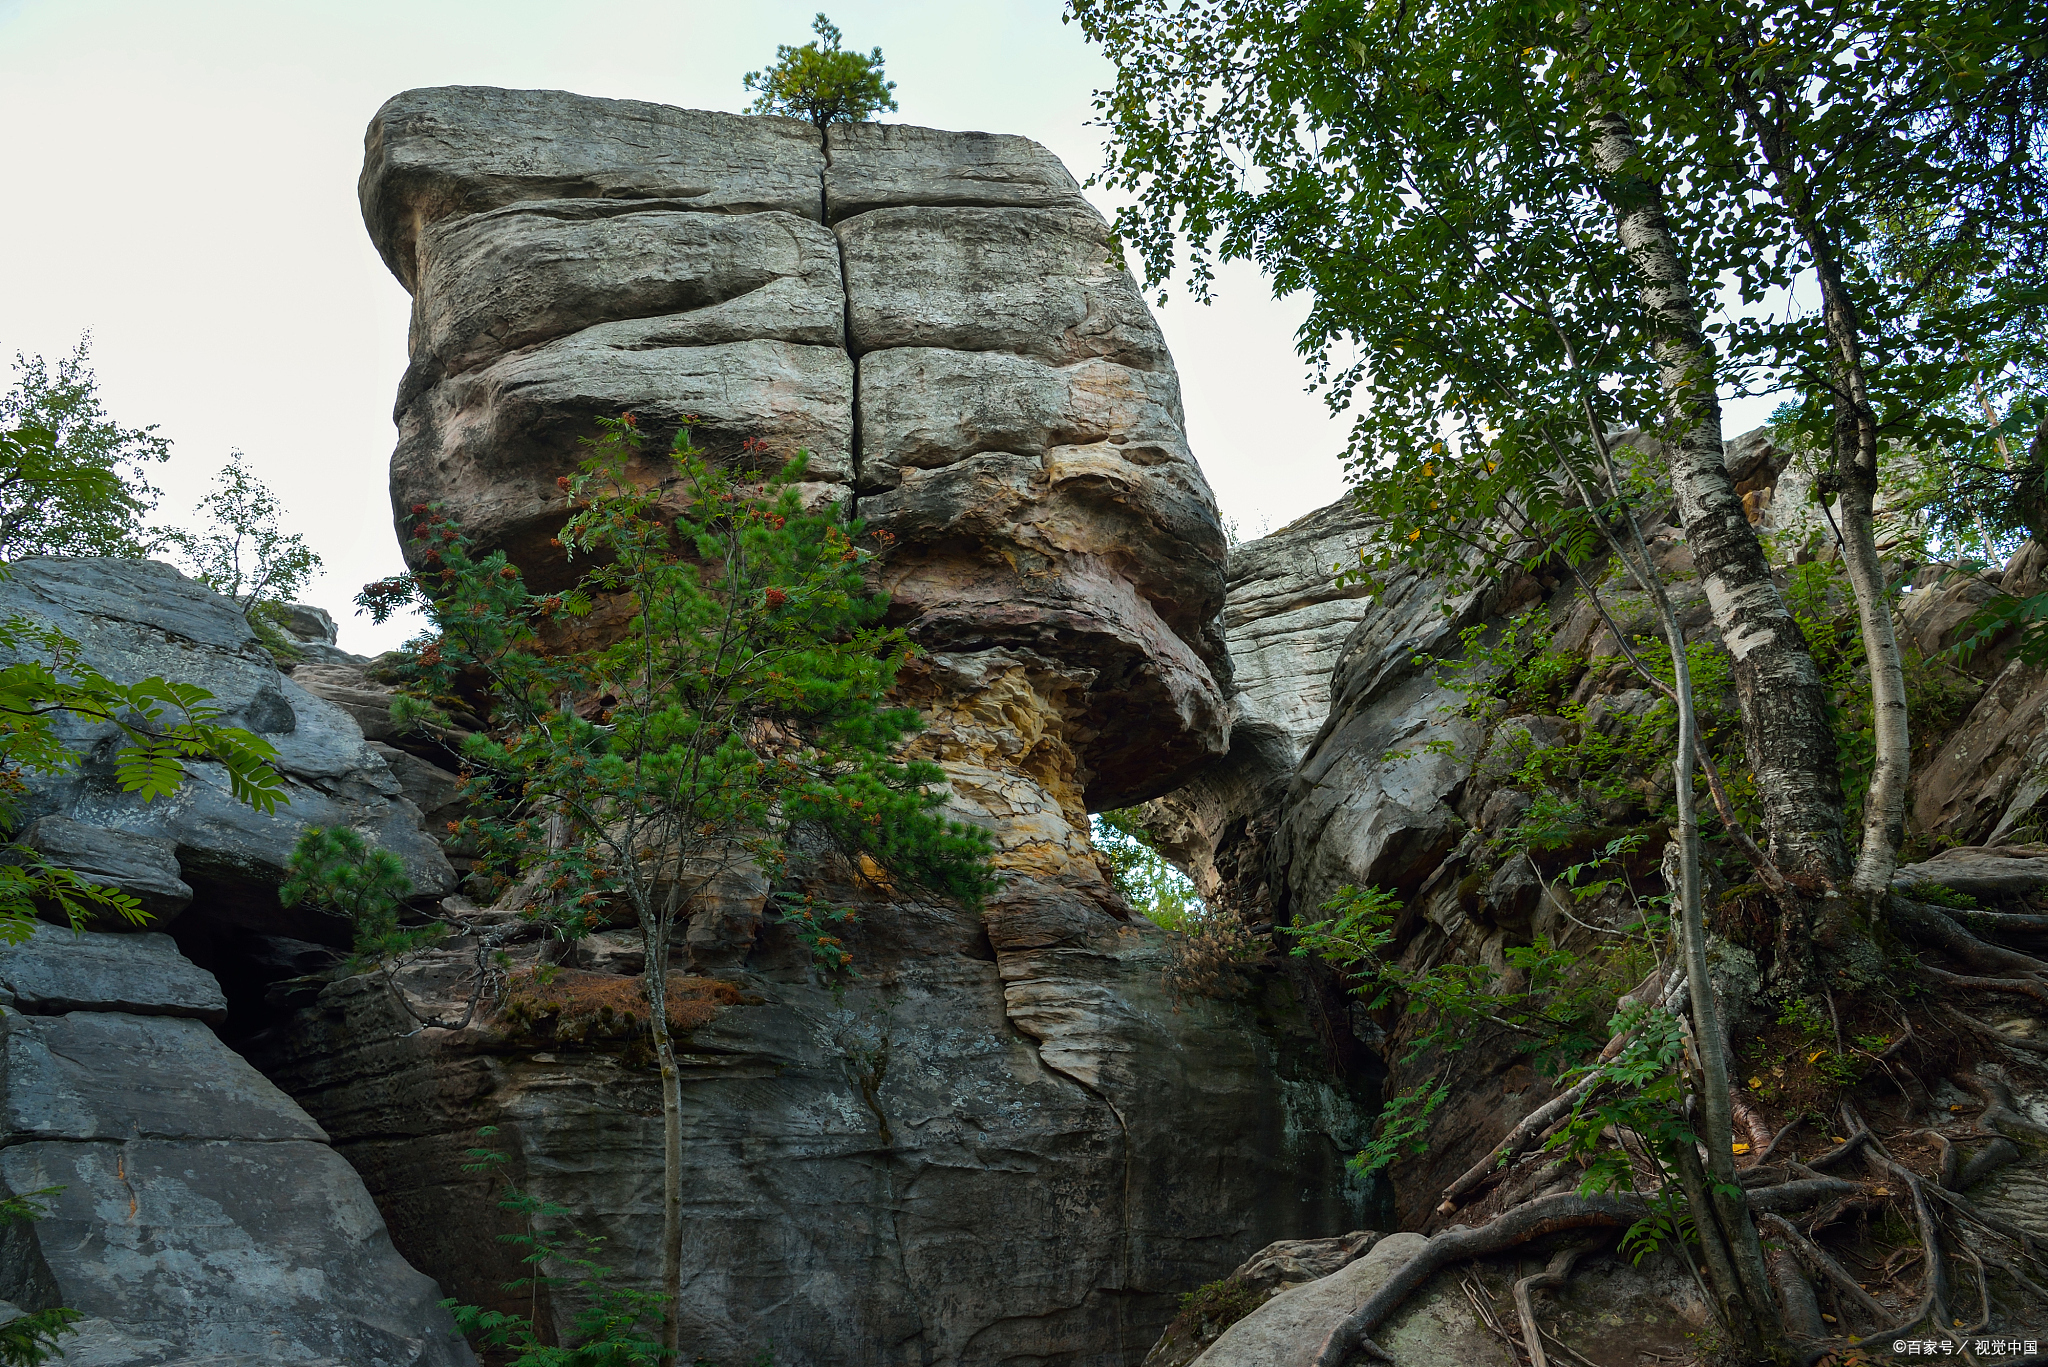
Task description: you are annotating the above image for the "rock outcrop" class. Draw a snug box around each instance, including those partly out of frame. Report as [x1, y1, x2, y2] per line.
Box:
[227, 86, 1370, 1367]
[0, 925, 470, 1366]
[0, 558, 454, 942]
[1140, 435, 2048, 1363]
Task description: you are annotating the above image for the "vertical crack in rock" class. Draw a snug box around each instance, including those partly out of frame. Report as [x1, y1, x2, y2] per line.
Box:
[829, 1002, 934, 1365]
[268, 87, 1378, 1367]
[822, 129, 865, 513]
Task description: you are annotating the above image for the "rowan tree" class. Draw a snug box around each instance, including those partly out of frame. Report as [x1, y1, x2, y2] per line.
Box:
[359, 415, 992, 1356]
[0, 337, 169, 561]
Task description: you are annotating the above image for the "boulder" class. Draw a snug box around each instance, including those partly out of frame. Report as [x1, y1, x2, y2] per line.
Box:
[410, 203, 844, 385]
[1140, 1231, 1381, 1367]
[1909, 655, 2048, 846]
[318, 88, 1353, 1366]
[18, 817, 191, 924]
[2, 1139, 470, 1367]
[0, 1011, 322, 1141]
[0, 925, 470, 1366]
[1188, 1232, 1502, 1366]
[392, 335, 854, 589]
[0, 558, 453, 931]
[0, 924, 224, 1020]
[364, 85, 1230, 810]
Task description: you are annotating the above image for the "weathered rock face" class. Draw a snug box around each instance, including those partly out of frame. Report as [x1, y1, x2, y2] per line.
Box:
[368, 84, 1228, 807]
[0, 925, 471, 1367]
[0, 558, 455, 937]
[239, 86, 1356, 1367]
[1143, 445, 2048, 1364]
[1139, 502, 1380, 909]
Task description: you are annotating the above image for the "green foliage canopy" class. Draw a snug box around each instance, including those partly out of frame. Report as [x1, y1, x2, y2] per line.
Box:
[0, 338, 170, 561]
[1091, 808, 1201, 929]
[1069, 0, 2048, 592]
[744, 12, 898, 127]
[281, 826, 434, 968]
[362, 416, 993, 938]
[157, 451, 323, 636]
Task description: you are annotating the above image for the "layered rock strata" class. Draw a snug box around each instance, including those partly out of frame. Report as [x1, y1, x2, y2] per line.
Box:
[0, 925, 469, 1366]
[1146, 440, 2048, 1363]
[0, 558, 454, 942]
[368, 86, 1228, 808]
[237, 86, 1369, 1367]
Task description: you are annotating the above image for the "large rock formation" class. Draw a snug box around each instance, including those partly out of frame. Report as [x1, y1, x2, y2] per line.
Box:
[1145, 443, 2048, 1362]
[369, 85, 1227, 809]
[0, 925, 471, 1366]
[0, 558, 478, 1363]
[236, 86, 1368, 1367]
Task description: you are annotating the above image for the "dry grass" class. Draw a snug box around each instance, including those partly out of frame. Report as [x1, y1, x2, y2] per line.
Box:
[497, 968, 743, 1060]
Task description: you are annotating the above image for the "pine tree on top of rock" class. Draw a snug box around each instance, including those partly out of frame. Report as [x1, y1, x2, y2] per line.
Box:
[743, 12, 898, 127]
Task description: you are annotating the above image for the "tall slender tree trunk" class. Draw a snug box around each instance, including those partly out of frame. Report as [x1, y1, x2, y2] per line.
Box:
[1812, 241, 1910, 901]
[642, 898, 686, 1358]
[1583, 102, 1847, 889]
[1725, 79, 1912, 903]
[1573, 442, 1780, 1352]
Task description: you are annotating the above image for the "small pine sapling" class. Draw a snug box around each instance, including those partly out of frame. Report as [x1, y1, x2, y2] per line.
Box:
[743, 13, 897, 127]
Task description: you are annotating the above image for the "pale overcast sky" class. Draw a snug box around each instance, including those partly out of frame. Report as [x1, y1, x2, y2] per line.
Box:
[1, 1, 1786, 655]
[0, 0, 1360, 653]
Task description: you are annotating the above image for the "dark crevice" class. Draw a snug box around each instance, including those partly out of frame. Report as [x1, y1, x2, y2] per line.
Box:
[821, 124, 864, 518]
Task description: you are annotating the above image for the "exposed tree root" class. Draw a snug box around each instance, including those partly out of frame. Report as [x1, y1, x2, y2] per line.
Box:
[1943, 1002, 2048, 1055]
[1923, 964, 2048, 1008]
[1758, 1212, 1890, 1329]
[1746, 1178, 1870, 1212]
[1436, 1073, 1606, 1215]
[1513, 1241, 1595, 1367]
[1960, 1067, 2048, 1144]
[1980, 1246, 2048, 1307]
[1730, 1086, 1776, 1151]
[1953, 908, 2048, 936]
[1768, 1241, 1828, 1353]
[1436, 972, 1687, 1216]
[1955, 1137, 2022, 1191]
[1895, 899, 2048, 977]
[1309, 1191, 1650, 1366]
[1923, 1128, 1962, 1190]
[1310, 1170, 1886, 1366]
[1861, 1137, 2044, 1256]
[1753, 1116, 1803, 1166]
[1844, 1113, 1954, 1352]
[1799, 1131, 1871, 1171]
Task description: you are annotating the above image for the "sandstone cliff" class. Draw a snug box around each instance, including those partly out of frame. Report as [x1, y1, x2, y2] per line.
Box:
[240, 86, 1376, 1367]
[0, 560, 471, 1366]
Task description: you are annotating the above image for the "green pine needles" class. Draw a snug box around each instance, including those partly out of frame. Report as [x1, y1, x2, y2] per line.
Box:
[280, 826, 434, 967]
[359, 414, 992, 1355]
[743, 13, 897, 127]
